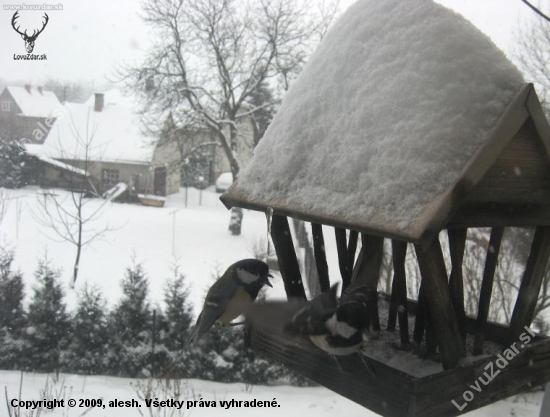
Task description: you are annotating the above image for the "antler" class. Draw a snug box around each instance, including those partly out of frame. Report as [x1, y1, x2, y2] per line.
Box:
[31, 13, 50, 39]
[11, 11, 26, 37]
[12, 12, 49, 40]
[33, 13, 49, 38]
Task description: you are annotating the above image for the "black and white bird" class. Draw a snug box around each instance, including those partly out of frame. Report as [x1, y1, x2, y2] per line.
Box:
[186, 259, 273, 346]
[285, 285, 374, 356]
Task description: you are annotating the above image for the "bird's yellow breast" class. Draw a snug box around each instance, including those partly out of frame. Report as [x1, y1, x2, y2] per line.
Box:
[217, 286, 252, 325]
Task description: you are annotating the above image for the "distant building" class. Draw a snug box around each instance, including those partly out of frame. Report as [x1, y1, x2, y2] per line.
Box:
[27, 89, 180, 196]
[0, 85, 62, 142]
[169, 109, 256, 185]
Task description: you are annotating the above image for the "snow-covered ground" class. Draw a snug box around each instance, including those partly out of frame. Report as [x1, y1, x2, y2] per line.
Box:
[0, 186, 300, 313]
[0, 371, 544, 417]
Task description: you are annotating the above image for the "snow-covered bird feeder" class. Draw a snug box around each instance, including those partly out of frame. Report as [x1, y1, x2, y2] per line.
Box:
[221, 0, 550, 415]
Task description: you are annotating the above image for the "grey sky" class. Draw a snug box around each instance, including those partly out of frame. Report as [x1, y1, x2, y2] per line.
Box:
[0, 0, 541, 86]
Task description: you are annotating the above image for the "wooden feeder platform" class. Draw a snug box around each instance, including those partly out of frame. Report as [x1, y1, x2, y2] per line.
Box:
[247, 296, 550, 417]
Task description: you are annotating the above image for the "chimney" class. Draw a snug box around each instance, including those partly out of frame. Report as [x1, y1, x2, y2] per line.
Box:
[24, 84, 31, 94]
[94, 93, 104, 112]
[37, 86, 43, 95]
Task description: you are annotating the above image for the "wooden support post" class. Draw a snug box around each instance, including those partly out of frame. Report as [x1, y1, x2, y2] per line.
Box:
[348, 231, 359, 272]
[388, 281, 398, 332]
[335, 228, 352, 289]
[509, 226, 550, 341]
[473, 227, 504, 355]
[541, 383, 550, 417]
[388, 241, 409, 345]
[311, 223, 330, 293]
[348, 234, 384, 332]
[447, 228, 468, 346]
[425, 309, 437, 354]
[413, 285, 426, 344]
[415, 239, 466, 369]
[271, 214, 307, 299]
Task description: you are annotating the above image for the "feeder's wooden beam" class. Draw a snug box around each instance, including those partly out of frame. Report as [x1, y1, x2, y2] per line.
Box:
[473, 227, 504, 355]
[414, 337, 550, 417]
[349, 234, 384, 332]
[447, 228, 468, 345]
[335, 228, 352, 289]
[388, 241, 410, 345]
[311, 223, 330, 293]
[415, 239, 466, 369]
[271, 214, 307, 299]
[249, 327, 413, 417]
[509, 226, 550, 341]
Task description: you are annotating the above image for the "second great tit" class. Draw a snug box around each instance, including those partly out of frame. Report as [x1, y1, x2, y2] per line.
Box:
[246, 285, 375, 356]
[285, 285, 374, 355]
[186, 258, 273, 346]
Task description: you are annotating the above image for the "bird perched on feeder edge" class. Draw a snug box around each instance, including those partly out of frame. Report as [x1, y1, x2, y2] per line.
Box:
[186, 259, 273, 346]
[284, 285, 375, 356]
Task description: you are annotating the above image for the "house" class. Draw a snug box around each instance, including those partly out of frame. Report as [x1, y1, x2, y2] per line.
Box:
[27, 89, 180, 197]
[0, 85, 62, 142]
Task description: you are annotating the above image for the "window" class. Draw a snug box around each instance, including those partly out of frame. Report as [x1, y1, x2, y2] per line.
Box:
[102, 169, 119, 187]
[1, 101, 11, 112]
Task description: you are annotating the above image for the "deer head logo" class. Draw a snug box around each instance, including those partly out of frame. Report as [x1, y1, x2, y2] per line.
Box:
[11, 11, 49, 54]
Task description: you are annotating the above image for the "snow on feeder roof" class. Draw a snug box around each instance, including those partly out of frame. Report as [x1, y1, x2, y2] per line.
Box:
[222, 0, 536, 244]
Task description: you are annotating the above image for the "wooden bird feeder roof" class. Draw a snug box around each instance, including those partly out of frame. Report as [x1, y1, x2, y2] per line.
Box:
[222, 83, 550, 246]
[220, 1, 550, 416]
[221, 0, 550, 247]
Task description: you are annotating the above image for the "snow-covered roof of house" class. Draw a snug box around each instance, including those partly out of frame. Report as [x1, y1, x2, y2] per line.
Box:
[39, 89, 154, 164]
[222, 0, 536, 243]
[6, 86, 62, 118]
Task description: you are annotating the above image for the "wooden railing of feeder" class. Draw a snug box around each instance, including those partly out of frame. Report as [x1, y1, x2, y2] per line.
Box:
[250, 219, 550, 416]
[220, 84, 550, 417]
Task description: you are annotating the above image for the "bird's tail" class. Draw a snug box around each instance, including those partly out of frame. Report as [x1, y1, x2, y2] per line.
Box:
[185, 312, 202, 347]
[185, 309, 218, 347]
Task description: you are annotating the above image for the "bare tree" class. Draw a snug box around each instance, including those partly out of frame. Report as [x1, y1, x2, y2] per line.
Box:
[122, 0, 337, 175]
[32, 114, 113, 287]
[514, 10, 550, 114]
[44, 79, 85, 103]
[120, 0, 337, 234]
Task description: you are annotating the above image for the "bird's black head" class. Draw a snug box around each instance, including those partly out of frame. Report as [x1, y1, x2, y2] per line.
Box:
[336, 299, 370, 330]
[232, 259, 273, 295]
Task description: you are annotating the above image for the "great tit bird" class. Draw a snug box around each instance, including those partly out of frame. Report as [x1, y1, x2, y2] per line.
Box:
[246, 285, 375, 356]
[186, 259, 273, 346]
[286, 285, 374, 356]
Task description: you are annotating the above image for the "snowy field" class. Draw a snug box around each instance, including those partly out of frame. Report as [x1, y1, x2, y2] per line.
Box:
[0, 186, 321, 314]
[0, 371, 544, 417]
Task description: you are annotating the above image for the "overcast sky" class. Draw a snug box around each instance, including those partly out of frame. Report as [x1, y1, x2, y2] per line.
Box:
[0, 0, 543, 88]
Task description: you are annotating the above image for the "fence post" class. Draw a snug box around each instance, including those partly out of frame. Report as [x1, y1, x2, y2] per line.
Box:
[152, 309, 157, 375]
